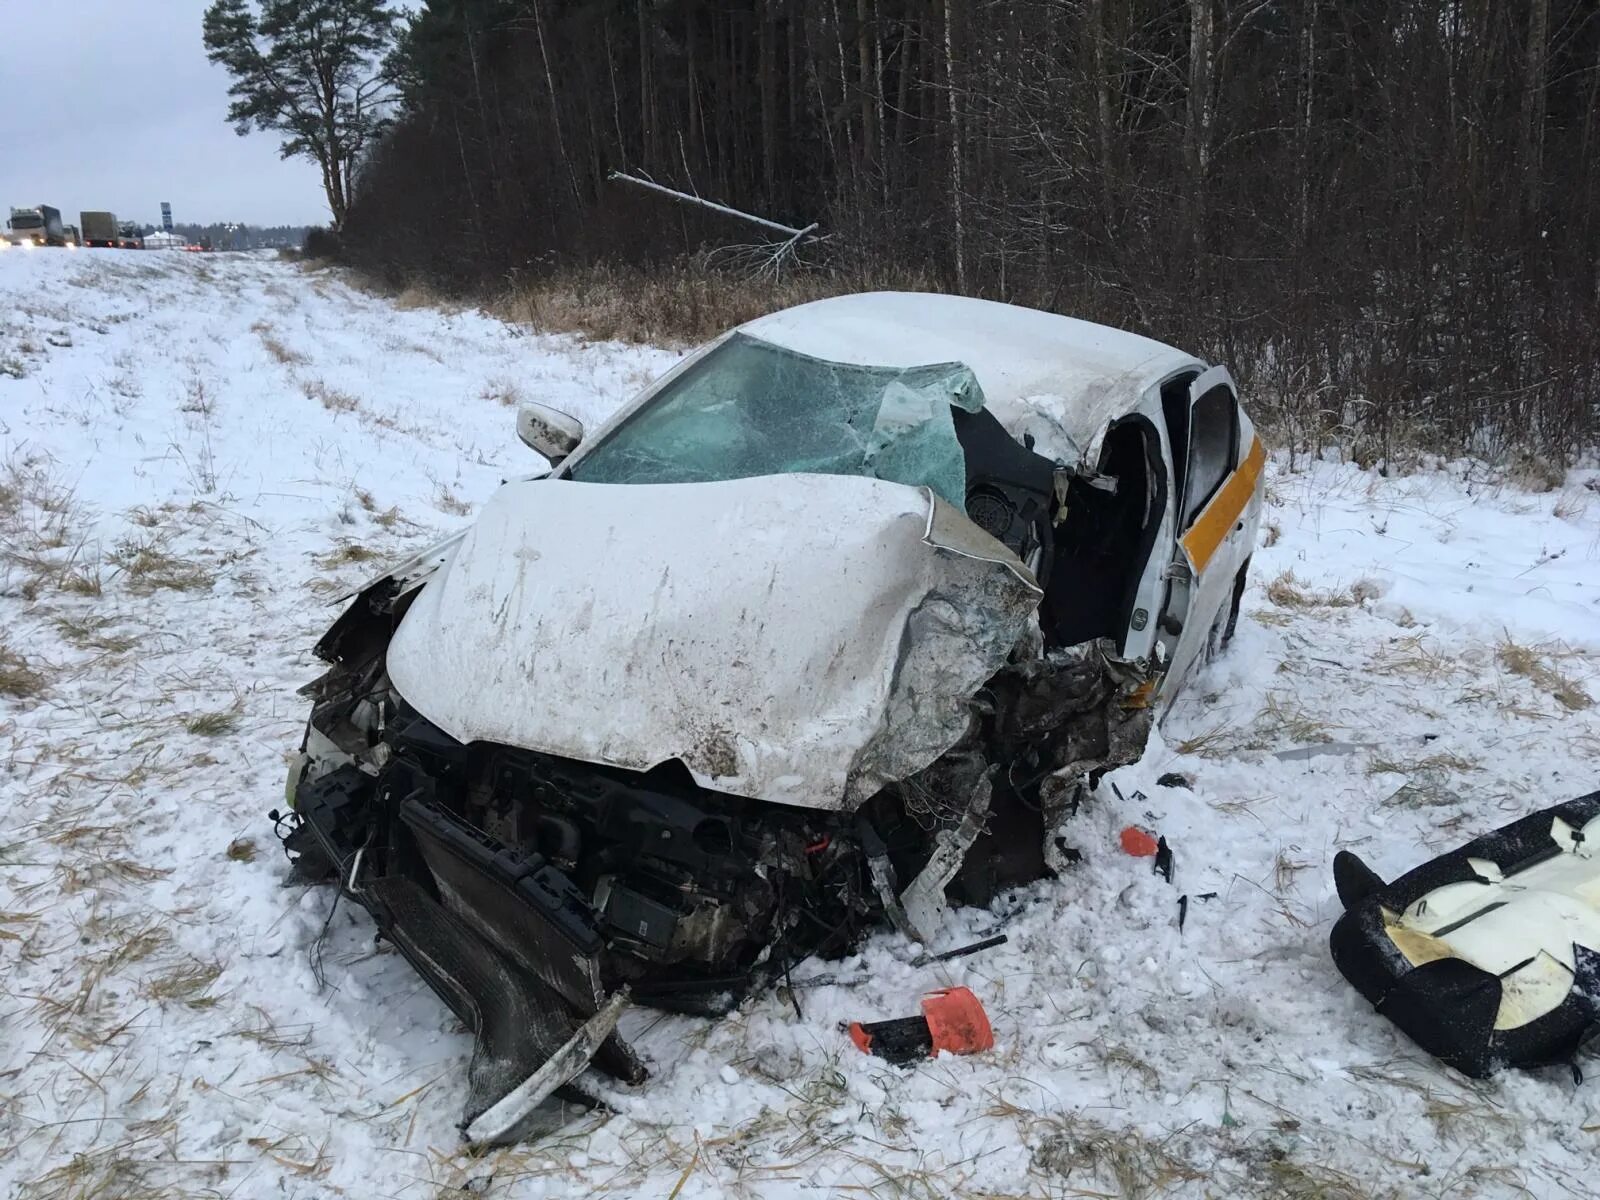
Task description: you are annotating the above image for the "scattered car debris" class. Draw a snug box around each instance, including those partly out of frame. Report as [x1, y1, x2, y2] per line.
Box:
[278, 293, 1265, 1137]
[1156, 771, 1193, 789]
[1176, 891, 1217, 933]
[1330, 788, 1600, 1077]
[1120, 826, 1160, 857]
[910, 933, 1009, 968]
[1153, 836, 1175, 883]
[1275, 741, 1373, 762]
[847, 986, 995, 1064]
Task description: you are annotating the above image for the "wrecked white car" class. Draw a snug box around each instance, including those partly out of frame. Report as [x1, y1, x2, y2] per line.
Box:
[278, 292, 1265, 1142]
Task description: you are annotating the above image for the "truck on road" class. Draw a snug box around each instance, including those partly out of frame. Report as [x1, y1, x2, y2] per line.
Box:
[80, 211, 120, 248]
[4, 205, 66, 247]
[117, 221, 144, 250]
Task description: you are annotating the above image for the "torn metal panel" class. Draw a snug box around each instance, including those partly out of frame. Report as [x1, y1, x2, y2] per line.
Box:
[899, 774, 993, 942]
[386, 474, 1041, 812]
[464, 990, 632, 1146]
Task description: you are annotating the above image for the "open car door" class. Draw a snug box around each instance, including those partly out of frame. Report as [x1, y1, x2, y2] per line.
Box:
[1156, 366, 1262, 697]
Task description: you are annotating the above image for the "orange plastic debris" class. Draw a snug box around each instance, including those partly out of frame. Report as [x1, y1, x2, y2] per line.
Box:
[921, 986, 994, 1056]
[847, 1022, 875, 1054]
[1120, 826, 1160, 857]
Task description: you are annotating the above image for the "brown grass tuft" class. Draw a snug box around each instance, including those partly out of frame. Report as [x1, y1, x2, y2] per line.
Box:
[53, 614, 136, 652]
[315, 541, 380, 568]
[145, 957, 224, 1006]
[1265, 570, 1357, 609]
[184, 709, 240, 737]
[256, 325, 307, 365]
[108, 537, 215, 593]
[301, 377, 361, 413]
[0, 637, 49, 697]
[1496, 638, 1592, 711]
[435, 486, 471, 517]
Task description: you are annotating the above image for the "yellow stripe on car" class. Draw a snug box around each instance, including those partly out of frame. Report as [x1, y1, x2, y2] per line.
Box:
[1181, 436, 1265, 572]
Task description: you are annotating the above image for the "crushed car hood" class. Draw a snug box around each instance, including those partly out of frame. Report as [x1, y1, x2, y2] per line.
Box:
[386, 474, 1041, 810]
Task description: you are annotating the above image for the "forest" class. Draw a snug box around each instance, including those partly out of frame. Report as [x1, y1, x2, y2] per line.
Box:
[339, 1, 1600, 456]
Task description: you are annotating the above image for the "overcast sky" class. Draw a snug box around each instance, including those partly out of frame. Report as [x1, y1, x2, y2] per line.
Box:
[0, 0, 409, 228]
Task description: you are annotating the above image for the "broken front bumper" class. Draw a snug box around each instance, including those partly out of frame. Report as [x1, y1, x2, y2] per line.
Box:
[290, 763, 645, 1144]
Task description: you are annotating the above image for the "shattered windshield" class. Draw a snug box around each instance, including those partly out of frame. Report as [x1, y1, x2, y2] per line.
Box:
[567, 333, 985, 509]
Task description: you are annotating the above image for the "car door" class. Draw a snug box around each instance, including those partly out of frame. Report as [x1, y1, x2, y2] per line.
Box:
[1156, 367, 1260, 697]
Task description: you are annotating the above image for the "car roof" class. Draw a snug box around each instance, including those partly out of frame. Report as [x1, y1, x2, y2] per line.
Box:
[739, 292, 1203, 415]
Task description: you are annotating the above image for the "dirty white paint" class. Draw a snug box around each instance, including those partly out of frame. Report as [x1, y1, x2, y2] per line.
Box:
[386, 473, 1041, 809]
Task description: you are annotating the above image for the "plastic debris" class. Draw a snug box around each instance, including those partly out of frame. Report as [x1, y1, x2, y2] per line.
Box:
[1120, 826, 1160, 857]
[848, 986, 995, 1064]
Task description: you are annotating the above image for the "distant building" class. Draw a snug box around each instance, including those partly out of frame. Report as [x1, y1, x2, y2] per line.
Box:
[143, 231, 184, 250]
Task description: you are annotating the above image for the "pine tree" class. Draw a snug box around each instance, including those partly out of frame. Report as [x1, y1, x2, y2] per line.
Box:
[202, 0, 398, 230]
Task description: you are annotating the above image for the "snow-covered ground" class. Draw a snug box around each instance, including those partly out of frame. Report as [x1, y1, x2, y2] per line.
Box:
[0, 248, 1596, 1199]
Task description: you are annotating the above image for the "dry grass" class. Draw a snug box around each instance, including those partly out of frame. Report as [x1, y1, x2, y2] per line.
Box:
[107, 536, 215, 593]
[0, 637, 49, 697]
[1261, 1159, 1385, 1199]
[226, 837, 258, 862]
[1496, 638, 1592, 711]
[184, 709, 240, 737]
[401, 261, 941, 347]
[255, 324, 307, 366]
[1029, 1120, 1205, 1197]
[1506, 451, 1566, 493]
[1253, 692, 1337, 745]
[301, 377, 361, 413]
[1274, 848, 1313, 893]
[435, 485, 472, 517]
[1552, 488, 1589, 522]
[1175, 721, 1236, 758]
[1265, 570, 1358, 609]
[1369, 634, 1458, 681]
[480, 377, 523, 407]
[53, 614, 137, 653]
[1368, 750, 1478, 776]
[0, 451, 94, 596]
[145, 957, 224, 1006]
[315, 541, 380, 569]
[393, 281, 460, 312]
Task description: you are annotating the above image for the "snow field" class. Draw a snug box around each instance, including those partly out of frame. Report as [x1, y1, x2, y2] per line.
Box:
[0, 248, 1596, 1198]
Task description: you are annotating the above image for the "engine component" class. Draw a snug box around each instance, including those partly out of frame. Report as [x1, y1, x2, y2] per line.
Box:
[398, 791, 606, 1010]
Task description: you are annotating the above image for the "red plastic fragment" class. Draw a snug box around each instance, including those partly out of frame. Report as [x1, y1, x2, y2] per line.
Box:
[1120, 826, 1160, 857]
[847, 1022, 874, 1054]
[920, 986, 994, 1056]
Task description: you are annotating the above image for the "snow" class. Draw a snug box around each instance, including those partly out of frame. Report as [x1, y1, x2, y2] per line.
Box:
[0, 248, 1597, 1198]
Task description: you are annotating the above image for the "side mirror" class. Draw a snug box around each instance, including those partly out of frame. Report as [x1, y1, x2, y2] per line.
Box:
[516, 403, 584, 465]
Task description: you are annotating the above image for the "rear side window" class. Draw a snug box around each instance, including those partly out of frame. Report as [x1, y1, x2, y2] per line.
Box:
[1184, 385, 1238, 525]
